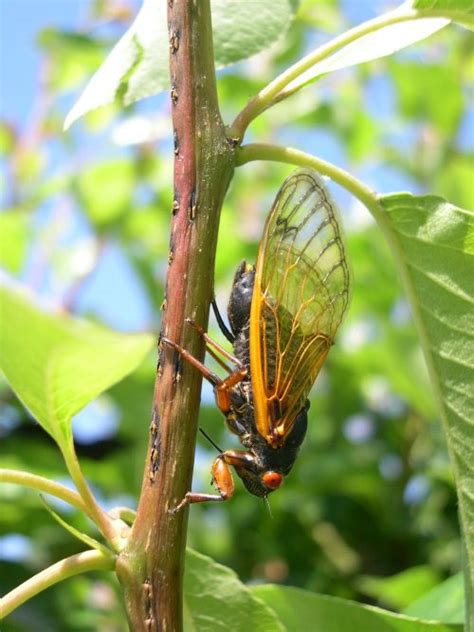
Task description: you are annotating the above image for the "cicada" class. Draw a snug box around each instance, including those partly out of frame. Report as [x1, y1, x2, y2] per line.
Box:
[163, 169, 351, 508]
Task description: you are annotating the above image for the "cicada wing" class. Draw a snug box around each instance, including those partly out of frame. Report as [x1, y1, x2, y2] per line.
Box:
[250, 170, 351, 445]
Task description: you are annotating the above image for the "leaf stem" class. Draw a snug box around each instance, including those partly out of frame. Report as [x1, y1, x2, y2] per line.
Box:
[237, 143, 377, 212]
[109, 506, 137, 525]
[61, 449, 123, 552]
[229, 8, 432, 139]
[0, 468, 89, 515]
[0, 549, 115, 618]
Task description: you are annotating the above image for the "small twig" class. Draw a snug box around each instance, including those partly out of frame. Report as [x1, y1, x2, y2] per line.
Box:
[0, 468, 89, 516]
[228, 8, 429, 140]
[0, 549, 115, 618]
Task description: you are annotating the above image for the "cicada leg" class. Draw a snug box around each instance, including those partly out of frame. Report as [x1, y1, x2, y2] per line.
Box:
[161, 333, 251, 512]
[161, 333, 247, 415]
[185, 317, 243, 370]
[161, 336, 221, 387]
[211, 298, 235, 343]
[174, 450, 254, 511]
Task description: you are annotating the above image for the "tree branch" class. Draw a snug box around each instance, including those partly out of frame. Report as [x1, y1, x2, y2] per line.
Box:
[116, 1, 235, 630]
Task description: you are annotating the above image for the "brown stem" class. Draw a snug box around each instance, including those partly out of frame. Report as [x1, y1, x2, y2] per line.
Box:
[116, 1, 234, 630]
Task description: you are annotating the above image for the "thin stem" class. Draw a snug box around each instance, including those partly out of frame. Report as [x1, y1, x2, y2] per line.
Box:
[109, 506, 137, 525]
[237, 143, 377, 212]
[61, 448, 122, 552]
[0, 468, 89, 516]
[229, 8, 427, 139]
[0, 549, 115, 618]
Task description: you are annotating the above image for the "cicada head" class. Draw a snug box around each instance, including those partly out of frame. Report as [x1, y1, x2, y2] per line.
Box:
[233, 461, 284, 498]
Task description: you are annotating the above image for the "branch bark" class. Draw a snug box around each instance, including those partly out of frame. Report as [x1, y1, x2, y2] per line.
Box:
[116, 1, 234, 630]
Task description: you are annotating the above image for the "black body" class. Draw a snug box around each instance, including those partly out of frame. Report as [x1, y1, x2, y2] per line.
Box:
[221, 261, 309, 497]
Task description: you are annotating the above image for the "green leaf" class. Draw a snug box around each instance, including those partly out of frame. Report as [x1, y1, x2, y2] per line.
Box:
[252, 584, 463, 631]
[435, 155, 474, 211]
[0, 120, 16, 155]
[0, 211, 29, 273]
[37, 29, 106, 91]
[390, 61, 463, 136]
[65, 0, 300, 129]
[280, 11, 449, 99]
[184, 549, 284, 631]
[357, 566, 441, 610]
[404, 573, 465, 624]
[41, 496, 113, 558]
[76, 159, 135, 228]
[376, 193, 473, 626]
[0, 282, 154, 453]
[411, 0, 474, 29]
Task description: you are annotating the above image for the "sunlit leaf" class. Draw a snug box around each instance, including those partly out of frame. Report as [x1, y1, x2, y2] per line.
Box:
[252, 584, 463, 631]
[411, 0, 474, 29]
[404, 573, 465, 624]
[279, 12, 449, 99]
[0, 282, 154, 453]
[377, 192, 474, 611]
[65, 0, 300, 129]
[184, 549, 284, 631]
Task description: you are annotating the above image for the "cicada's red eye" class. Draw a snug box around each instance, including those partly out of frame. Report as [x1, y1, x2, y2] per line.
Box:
[262, 471, 283, 490]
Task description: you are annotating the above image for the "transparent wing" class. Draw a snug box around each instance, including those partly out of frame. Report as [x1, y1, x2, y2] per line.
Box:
[249, 170, 351, 446]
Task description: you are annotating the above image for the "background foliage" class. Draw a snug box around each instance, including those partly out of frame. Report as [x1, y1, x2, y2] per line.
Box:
[1, 0, 472, 629]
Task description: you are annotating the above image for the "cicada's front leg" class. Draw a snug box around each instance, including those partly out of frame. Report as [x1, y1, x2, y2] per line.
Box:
[160, 333, 247, 415]
[174, 450, 255, 512]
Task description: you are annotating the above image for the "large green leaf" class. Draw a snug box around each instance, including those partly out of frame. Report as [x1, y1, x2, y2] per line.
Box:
[0, 282, 154, 453]
[376, 193, 473, 626]
[65, 0, 299, 129]
[252, 585, 463, 631]
[411, 0, 474, 29]
[404, 573, 465, 625]
[184, 549, 284, 631]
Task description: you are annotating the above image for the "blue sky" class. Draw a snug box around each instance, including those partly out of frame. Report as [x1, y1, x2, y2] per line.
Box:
[1, 1, 85, 123]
